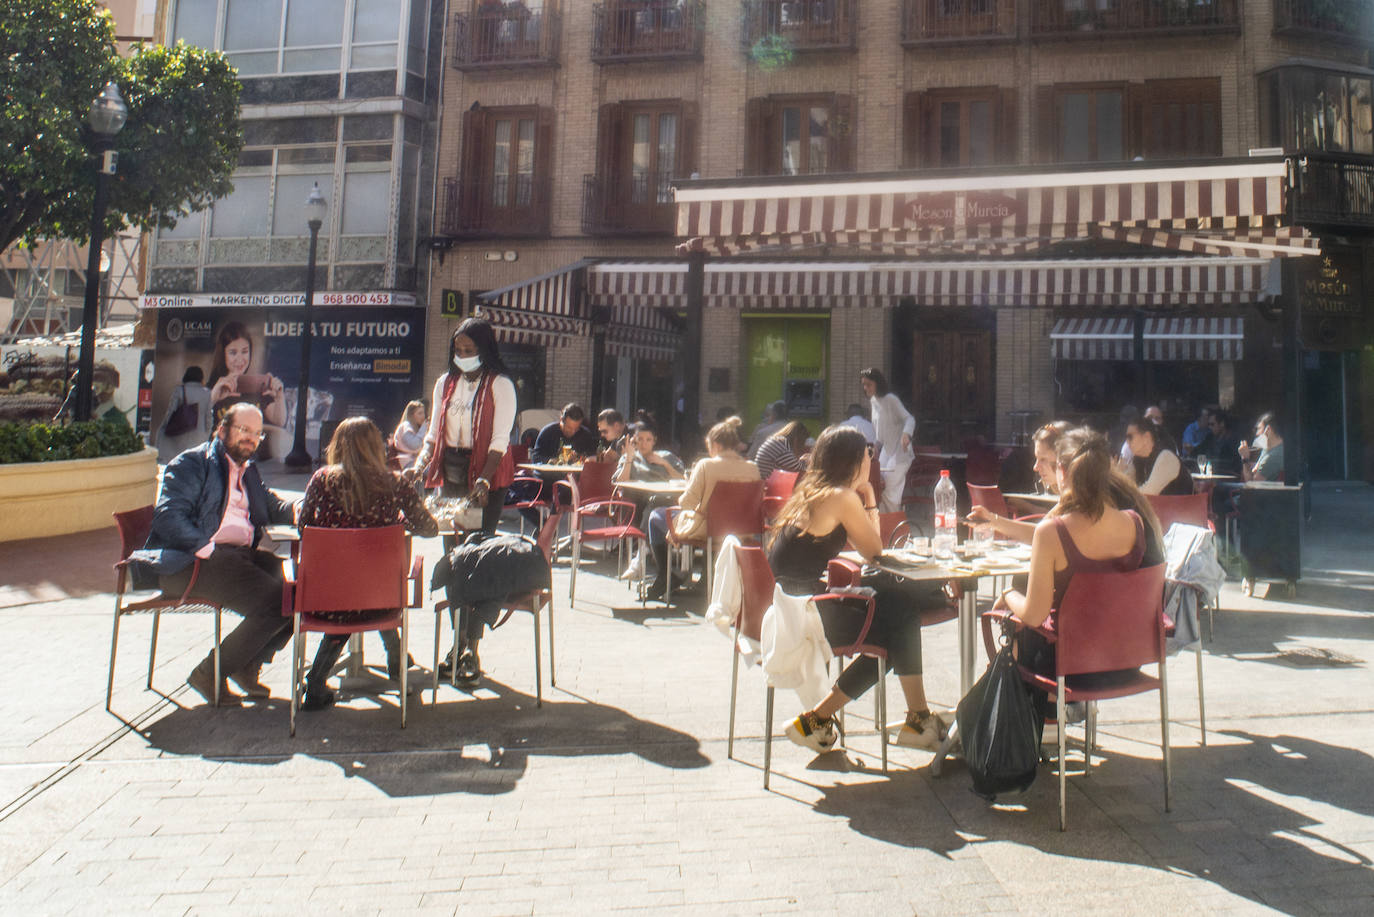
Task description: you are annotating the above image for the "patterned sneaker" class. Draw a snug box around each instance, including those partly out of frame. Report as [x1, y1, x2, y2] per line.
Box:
[785, 711, 838, 754]
[890, 710, 948, 750]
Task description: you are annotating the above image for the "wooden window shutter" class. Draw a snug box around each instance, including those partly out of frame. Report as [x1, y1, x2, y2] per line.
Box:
[830, 93, 857, 173]
[744, 97, 775, 176]
[459, 106, 492, 225]
[595, 102, 625, 222]
[902, 91, 924, 168]
[1033, 86, 1056, 164]
[997, 88, 1019, 165]
[680, 100, 700, 178]
[1125, 82, 1146, 160]
[533, 106, 555, 234]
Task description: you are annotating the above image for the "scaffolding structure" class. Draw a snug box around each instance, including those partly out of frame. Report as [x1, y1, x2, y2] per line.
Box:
[0, 231, 142, 344]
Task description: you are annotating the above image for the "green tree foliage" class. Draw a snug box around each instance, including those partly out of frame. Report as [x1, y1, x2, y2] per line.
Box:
[0, 0, 242, 251]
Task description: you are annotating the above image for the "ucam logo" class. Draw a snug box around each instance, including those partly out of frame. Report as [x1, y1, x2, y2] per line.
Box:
[902, 193, 1023, 228]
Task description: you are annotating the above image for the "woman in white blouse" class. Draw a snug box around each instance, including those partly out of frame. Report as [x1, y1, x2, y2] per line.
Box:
[860, 368, 916, 513]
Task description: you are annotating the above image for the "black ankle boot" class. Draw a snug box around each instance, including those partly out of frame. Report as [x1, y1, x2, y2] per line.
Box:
[647, 542, 670, 599]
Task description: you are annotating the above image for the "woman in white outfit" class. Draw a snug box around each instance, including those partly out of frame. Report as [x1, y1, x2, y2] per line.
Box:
[860, 368, 915, 513]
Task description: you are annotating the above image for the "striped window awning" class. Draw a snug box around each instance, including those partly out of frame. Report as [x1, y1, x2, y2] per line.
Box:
[1143, 317, 1244, 361]
[672, 159, 1320, 259]
[474, 260, 592, 347]
[1050, 318, 1135, 360]
[588, 258, 1273, 309]
[606, 302, 681, 361]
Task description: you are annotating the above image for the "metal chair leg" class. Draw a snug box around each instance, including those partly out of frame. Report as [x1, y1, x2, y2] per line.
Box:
[400, 608, 409, 728]
[533, 606, 543, 708]
[569, 533, 581, 605]
[1160, 657, 1173, 813]
[728, 629, 741, 760]
[1084, 699, 1096, 776]
[212, 610, 221, 707]
[106, 610, 122, 711]
[877, 658, 888, 774]
[289, 618, 301, 737]
[432, 606, 441, 704]
[1195, 643, 1206, 745]
[1057, 680, 1068, 831]
[147, 609, 162, 689]
[547, 592, 556, 688]
[763, 685, 774, 789]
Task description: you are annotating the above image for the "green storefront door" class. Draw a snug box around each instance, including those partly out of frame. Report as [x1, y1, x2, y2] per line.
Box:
[744, 316, 829, 431]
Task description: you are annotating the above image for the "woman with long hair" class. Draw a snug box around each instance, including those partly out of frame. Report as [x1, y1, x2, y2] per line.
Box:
[408, 317, 517, 684]
[297, 417, 438, 710]
[860, 368, 915, 512]
[206, 321, 285, 427]
[391, 399, 428, 469]
[1125, 416, 1192, 496]
[992, 427, 1160, 719]
[768, 425, 950, 755]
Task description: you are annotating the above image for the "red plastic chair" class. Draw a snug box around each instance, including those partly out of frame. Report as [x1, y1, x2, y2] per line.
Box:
[666, 479, 765, 598]
[726, 545, 885, 788]
[963, 441, 1003, 486]
[997, 564, 1171, 831]
[879, 512, 909, 548]
[569, 498, 647, 605]
[968, 483, 1012, 518]
[1146, 492, 1211, 533]
[108, 506, 226, 711]
[901, 450, 944, 513]
[762, 469, 799, 522]
[284, 525, 423, 735]
[432, 511, 561, 706]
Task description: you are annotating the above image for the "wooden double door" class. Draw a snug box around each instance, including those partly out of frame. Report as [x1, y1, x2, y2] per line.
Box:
[910, 328, 993, 448]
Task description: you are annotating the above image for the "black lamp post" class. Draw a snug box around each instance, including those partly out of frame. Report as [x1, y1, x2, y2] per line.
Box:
[74, 82, 127, 422]
[284, 183, 327, 470]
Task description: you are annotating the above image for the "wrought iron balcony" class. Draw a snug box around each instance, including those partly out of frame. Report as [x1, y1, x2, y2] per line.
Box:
[451, 6, 560, 71]
[1031, 0, 1239, 37]
[1274, 0, 1374, 45]
[581, 172, 678, 235]
[1289, 153, 1374, 230]
[901, 0, 1016, 45]
[441, 175, 552, 238]
[592, 1, 705, 63]
[741, 0, 858, 53]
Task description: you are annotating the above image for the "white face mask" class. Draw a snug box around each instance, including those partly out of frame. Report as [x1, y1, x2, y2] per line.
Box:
[453, 354, 482, 373]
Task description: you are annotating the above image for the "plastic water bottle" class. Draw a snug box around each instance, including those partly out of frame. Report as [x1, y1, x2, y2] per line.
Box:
[932, 470, 958, 559]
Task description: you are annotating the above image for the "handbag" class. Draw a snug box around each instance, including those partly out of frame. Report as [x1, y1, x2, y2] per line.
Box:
[955, 623, 1043, 800]
[163, 385, 199, 437]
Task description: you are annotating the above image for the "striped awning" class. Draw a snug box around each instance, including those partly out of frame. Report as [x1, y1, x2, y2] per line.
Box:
[1050, 318, 1135, 360]
[588, 258, 1272, 309]
[605, 302, 681, 361]
[474, 260, 592, 346]
[1143, 317, 1244, 361]
[673, 159, 1321, 259]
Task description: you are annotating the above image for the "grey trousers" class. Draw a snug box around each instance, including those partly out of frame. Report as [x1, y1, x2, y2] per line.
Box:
[160, 545, 290, 676]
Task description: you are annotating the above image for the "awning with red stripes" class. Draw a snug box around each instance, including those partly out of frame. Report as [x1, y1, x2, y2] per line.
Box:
[587, 258, 1273, 309]
[1050, 318, 1135, 360]
[672, 158, 1320, 259]
[1143, 317, 1244, 361]
[474, 260, 592, 347]
[606, 302, 681, 361]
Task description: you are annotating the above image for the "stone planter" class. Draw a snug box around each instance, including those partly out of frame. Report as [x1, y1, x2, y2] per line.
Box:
[0, 447, 157, 542]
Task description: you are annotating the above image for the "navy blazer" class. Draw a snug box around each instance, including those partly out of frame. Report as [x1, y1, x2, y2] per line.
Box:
[130, 437, 294, 578]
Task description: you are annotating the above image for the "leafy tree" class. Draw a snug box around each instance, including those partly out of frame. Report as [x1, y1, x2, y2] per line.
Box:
[0, 0, 242, 251]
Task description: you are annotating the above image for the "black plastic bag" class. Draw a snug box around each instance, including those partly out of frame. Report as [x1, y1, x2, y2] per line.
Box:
[956, 637, 1043, 800]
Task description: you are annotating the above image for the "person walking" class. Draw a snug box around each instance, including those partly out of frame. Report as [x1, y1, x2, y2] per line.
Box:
[860, 368, 915, 513]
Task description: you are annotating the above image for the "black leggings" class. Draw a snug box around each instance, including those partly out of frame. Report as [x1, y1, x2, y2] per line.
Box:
[814, 570, 947, 701]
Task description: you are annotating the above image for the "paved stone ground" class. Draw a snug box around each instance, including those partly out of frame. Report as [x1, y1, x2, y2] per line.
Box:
[1, 479, 1372, 915]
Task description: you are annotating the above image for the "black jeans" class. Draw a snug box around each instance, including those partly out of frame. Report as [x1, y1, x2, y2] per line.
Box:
[304, 623, 401, 695]
[814, 570, 946, 701]
[159, 545, 290, 676]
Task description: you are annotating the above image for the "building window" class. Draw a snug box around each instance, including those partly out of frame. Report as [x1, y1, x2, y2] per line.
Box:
[744, 94, 856, 176]
[903, 88, 1017, 168]
[446, 105, 553, 237]
[1260, 64, 1374, 156]
[1057, 86, 1124, 162]
[584, 100, 697, 234]
[1144, 78, 1222, 159]
[492, 115, 536, 209]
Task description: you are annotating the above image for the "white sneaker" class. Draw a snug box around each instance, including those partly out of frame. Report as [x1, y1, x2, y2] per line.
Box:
[785, 713, 838, 754]
[889, 711, 947, 750]
[619, 550, 644, 581]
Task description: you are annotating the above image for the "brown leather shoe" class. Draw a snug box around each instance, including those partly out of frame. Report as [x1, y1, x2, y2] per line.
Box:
[186, 662, 242, 707]
[228, 666, 271, 699]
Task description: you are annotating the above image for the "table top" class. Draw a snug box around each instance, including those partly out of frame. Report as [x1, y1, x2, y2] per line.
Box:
[1191, 473, 1238, 481]
[266, 523, 459, 541]
[613, 479, 688, 496]
[1003, 491, 1059, 506]
[518, 463, 585, 475]
[839, 547, 1031, 582]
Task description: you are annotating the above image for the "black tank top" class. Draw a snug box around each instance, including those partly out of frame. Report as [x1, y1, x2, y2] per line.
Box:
[767, 523, 848, 595]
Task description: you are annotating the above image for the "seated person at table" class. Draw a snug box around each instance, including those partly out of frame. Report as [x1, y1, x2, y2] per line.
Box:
[643, 416, 759, 600]
[771, 425, 951, 754]
[596, 408, 629, 462]
[746, 401, 788, 461]
[991, 427, 1162, 719]
[298, 417, 438, 710]
[755, 421, 810, 479]
[1180, 406, 1210, 457]
[615, 420, 686, 581]
[841, 402, 876, 445]
[530, 402, 597, 463]
[1240, 412, 1284, 482]
[1125, 416, 1192, 496]
[132, 404, 295, 705]
[1197, 408, 1242, 477]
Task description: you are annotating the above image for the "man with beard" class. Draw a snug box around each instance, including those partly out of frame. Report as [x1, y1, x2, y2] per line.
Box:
[131, 403, 295, 705]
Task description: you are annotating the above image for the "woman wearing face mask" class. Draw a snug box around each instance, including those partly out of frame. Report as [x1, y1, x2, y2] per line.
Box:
[409, 319, 517, 536]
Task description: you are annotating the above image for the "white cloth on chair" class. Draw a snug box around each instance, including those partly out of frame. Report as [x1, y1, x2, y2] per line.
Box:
[761, 586, 834, 710]
[1163, 523, 1225, 652]
[705, 535, 760, 665]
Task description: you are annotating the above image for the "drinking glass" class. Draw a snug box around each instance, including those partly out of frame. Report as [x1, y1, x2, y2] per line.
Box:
[971, 523, 994, 554]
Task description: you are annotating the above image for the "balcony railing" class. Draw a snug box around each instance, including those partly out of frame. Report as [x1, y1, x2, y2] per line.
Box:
[451, 7, 560, 70]
[592, 1, 705, 62]
[581, 172, 678, 235]
[1289, 153, 1374, 230]
[1274, 0, 1374, 44]
[901, 0, 1016, 44]
[741, 0, 858, 52]
[1031, 0, 1240, 36]
[441, 175, 552, 238]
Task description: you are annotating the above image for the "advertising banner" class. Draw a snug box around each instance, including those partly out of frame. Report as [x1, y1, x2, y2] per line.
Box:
[149, 305, 426, 464]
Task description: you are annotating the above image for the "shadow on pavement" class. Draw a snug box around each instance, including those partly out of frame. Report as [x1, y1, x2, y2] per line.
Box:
[811, 729, 1374, 914]
[138, 678, 710, 798]
[0, 527, 120, 607]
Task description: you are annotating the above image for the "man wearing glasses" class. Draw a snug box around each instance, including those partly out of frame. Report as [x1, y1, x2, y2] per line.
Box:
[131, 403, 296, 705]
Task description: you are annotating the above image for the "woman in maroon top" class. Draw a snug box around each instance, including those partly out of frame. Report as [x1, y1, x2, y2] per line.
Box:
[298, 417, 438, 711]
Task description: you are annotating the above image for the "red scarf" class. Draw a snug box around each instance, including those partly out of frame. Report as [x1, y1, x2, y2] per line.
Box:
[423, 371, 515, 490]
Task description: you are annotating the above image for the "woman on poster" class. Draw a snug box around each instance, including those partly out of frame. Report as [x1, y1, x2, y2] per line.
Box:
[206, 321, 285, 428]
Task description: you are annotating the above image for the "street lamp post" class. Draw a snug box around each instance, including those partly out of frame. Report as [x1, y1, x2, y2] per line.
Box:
[284, 183, 327, 469]
[74, 82, 127, 422]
